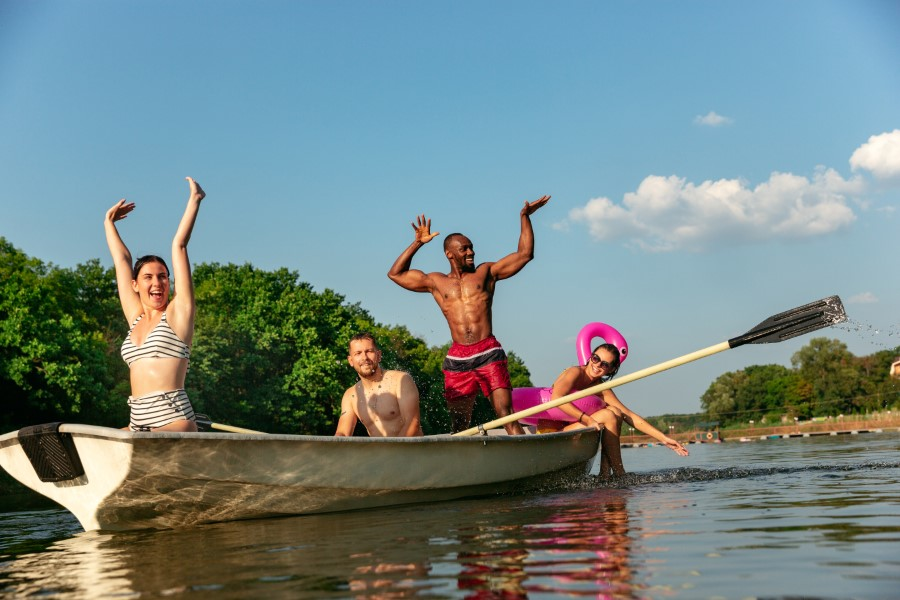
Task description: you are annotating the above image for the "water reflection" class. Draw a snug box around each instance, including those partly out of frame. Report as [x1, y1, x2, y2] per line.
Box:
[1, 489, 640, 598]
[455, 492, 635, 597]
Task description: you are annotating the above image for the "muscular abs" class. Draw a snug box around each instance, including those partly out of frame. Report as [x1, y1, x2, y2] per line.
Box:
[432, 267, 496, 344]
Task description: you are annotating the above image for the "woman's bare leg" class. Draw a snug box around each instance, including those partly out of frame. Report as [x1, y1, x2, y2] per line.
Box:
[593, 408, 625, 477]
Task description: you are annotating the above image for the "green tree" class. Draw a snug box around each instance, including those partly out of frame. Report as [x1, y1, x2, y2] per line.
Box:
[700, 370, 743, 423]
[732, 364, 800, 421]
[0, 239, 120, 430]
[189, 263, 367, 434]
[791, 337, 861, 416]
[851, 348, 900, 413]
[506, 351, 533, 388]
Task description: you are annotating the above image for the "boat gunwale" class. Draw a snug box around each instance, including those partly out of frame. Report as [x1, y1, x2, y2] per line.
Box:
[3, 424, 599, 445]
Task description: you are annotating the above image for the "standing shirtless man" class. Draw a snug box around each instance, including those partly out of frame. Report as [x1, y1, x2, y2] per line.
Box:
[335, 332, 424, 437]
[388, 196, 551, 434]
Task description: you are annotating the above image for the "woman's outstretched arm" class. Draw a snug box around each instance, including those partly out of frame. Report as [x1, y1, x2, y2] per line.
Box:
[168, 177, 206, 340]
[604, 391, 689, 456]
[105, 199, 142, 322]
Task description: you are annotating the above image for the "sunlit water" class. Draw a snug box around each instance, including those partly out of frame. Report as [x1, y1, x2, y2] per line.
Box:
[2, 432, 899, 599]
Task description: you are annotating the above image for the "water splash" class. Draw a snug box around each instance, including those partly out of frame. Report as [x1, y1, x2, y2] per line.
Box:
[578, 460, 900, 488]
[822, 294, 848, 325]
[834, 318, 900, 350]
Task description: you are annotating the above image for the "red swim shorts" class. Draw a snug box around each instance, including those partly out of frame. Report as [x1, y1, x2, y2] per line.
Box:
[442, 335, 512, 402]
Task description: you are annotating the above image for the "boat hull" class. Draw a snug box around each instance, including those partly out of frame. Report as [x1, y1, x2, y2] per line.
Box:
[0, 424, 600, 531]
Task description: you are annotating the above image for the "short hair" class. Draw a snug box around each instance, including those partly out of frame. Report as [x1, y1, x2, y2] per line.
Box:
[132, 255, 170, 280]
[349, 332, 379, 351]
[443, 233, 465, 252]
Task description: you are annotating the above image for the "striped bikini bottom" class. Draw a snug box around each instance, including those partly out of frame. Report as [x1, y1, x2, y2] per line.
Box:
[127, 389, 195, 431]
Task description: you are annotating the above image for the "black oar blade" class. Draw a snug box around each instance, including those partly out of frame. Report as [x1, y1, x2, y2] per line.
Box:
[194, 413, 212, 432]
[728, 295, 847, 348]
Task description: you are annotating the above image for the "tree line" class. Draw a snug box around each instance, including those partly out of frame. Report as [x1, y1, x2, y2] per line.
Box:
[0, 238, 532, 435]
[697, 338, 899, 427]
[3, 237, 897, 435]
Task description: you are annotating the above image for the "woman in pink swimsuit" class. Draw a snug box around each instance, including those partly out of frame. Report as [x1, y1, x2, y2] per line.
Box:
[550, 343, 688, 478]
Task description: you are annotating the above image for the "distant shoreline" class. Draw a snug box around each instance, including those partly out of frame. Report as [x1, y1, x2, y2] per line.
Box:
[624, 415, 900, 447]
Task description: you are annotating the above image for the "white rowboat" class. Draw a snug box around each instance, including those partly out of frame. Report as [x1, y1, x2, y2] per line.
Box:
[0, 423, 601, 532]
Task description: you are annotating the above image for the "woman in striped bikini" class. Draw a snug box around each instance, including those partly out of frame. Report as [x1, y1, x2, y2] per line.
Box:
[104, 177, 207, 432]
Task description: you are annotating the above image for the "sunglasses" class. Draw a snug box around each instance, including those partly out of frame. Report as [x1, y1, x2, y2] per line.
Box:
[589, 354, 614, 369]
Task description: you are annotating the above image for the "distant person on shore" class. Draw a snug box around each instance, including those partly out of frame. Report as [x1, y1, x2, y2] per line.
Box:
[105, 177, 207, 432]
[546, 343, 688, 478]
[335, 333, 424, 437]
[387, 196, 551, 435]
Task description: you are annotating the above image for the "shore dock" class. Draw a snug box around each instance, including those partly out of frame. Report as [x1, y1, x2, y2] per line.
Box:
[622, 417, 900, 448]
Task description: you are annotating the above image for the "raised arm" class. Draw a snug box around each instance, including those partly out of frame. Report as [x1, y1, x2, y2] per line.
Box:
[167, 178, 205, 333]
[104, 199, 142, 322]
[604, 391, 689, 456]
[398, 372, 424, 437]
[489, 195, 550, 280]
[387, 214, 439, 292]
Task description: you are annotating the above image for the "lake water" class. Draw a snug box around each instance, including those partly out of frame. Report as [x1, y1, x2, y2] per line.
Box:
[2, 431, 899, 599]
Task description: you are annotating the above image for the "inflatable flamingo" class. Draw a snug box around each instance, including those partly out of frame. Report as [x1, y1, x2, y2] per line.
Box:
[511, 323, 628, 426]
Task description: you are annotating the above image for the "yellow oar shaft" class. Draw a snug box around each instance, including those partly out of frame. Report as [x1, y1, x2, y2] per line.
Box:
[210, 422, 267, 435]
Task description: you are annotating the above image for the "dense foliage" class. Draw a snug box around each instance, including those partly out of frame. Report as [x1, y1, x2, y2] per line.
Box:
[699, 338, 899, 426]
[1, 239, 534, 435]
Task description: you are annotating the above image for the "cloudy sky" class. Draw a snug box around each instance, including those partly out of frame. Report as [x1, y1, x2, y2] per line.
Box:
[2, 0, 898, 421]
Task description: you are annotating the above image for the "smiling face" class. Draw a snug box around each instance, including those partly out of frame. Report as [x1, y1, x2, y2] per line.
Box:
[131, 260, 170, 310]
[586, 346, 619, 381]
[348, 337, 382, 378]
[444, 234, 475, 272]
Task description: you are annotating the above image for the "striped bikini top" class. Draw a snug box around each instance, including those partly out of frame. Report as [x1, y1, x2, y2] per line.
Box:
[120, 312, 191, 367]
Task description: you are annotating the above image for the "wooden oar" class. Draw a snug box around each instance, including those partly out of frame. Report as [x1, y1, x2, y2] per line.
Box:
[194, 414, 267, 435]
[453, 295, 847, 437]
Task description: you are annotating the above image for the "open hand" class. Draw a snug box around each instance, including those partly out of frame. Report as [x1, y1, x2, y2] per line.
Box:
[665, 439, 690, 456]
[411, 214, 440, 244]
[106, 199, 135, 223]
[521, 195, 550, 217]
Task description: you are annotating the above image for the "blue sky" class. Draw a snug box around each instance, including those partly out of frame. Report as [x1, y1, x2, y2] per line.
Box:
[2, 1, 898, 418]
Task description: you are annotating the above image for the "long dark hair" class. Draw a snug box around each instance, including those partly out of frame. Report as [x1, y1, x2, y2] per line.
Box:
[132, 255, 170, 280]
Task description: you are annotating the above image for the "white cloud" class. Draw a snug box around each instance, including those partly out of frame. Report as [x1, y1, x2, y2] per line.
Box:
[694, 111, 733, 127]
[563, 167, 863, 252]
[848, 292, 878, 304]
[849, 129, 900, 181]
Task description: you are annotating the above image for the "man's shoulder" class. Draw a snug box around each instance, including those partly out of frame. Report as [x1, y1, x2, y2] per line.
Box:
[384, 369, 412, 381]
[427, 270, 453, 280]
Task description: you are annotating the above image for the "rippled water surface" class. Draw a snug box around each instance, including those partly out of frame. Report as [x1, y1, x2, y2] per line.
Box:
[2, 432, 899, 599]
